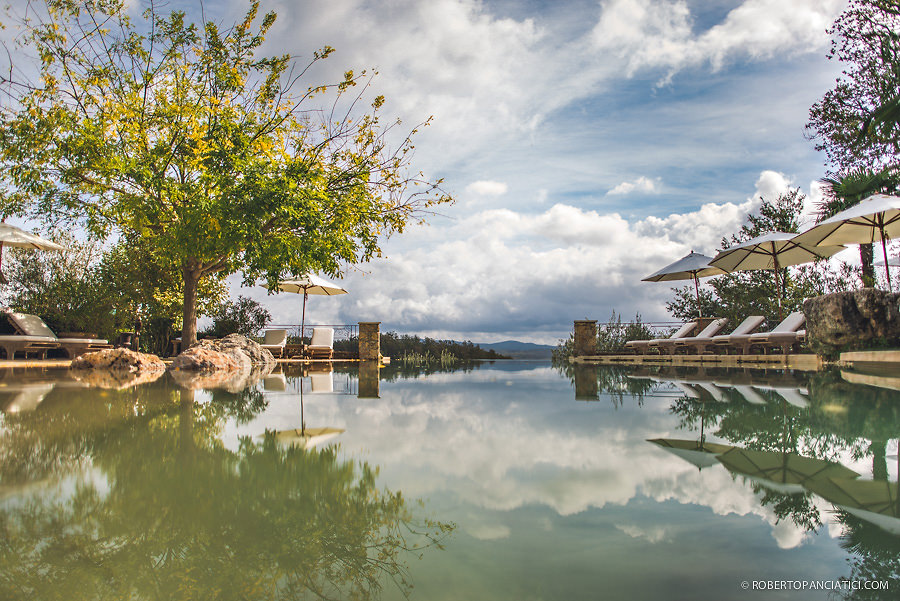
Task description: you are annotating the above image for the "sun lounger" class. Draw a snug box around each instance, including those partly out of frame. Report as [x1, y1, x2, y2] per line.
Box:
[3, 311, 111, 359]
[306, 327, 334, 360]
[685, 315, 766, 355]
[720, 312, 806, 355]
[625, 321, 698, 355]
[260, 329, 288, 358]
[0, 335, 59, 360]
[731, 384, 768, 405]
[658, 318, 728, 354]
[695, 381, 727, 402]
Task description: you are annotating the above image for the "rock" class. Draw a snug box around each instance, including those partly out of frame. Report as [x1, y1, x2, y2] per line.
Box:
[170, 345, 251, 373]
[168, 365, 272, 392]
[69, 348, 166, 390]
[168, 334, 275, 391]
[70, 348, 166, 372]
[803, 288, 900, 357]
[169, 334, 275, 373]
[71, 368, 165, 390]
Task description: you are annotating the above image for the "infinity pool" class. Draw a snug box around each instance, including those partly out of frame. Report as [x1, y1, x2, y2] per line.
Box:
[1, 361, 897, 600]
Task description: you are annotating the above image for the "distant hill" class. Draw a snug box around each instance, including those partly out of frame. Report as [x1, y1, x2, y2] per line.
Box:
[477, 340, 554, 360]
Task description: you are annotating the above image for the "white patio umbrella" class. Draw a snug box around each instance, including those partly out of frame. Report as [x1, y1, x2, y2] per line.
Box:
[0, 222, 65, 284]
[792, 194, 900, 291]
[648, 438, 734, 471]
[277, 274, 348, 340]
[710, 232, 845, 318]
[642, 251, 725, 317]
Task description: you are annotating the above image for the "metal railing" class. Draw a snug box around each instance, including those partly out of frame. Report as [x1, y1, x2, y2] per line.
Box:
[596, 321, 683, 338]
[262, 323, 358, 342]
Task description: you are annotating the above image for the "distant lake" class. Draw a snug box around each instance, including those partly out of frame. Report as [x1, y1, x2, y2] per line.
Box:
[1, 361, 897, 600]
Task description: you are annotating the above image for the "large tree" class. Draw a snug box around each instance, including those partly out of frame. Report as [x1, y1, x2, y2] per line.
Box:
[0, 0, 450, 346]
[807, 0, 900, 170]
[816, 167, 899, 286]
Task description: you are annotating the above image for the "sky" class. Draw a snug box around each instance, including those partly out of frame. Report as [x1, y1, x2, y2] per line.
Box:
[11, 0, 889, 344]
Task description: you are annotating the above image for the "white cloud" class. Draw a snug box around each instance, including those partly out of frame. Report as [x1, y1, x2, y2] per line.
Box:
[616, 523, 670, 543]
[465, 180, 509, 197]
[590, 0, 844, 83]
[222, 370, 854, 550]
[752, 170, 794, 201]
[607, 176, 660, 195]
[235, 169, 844, 341]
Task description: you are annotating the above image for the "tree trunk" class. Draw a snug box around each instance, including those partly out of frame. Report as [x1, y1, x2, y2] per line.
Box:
[860, 243, 876, 287]
[182, 259, 201, 348]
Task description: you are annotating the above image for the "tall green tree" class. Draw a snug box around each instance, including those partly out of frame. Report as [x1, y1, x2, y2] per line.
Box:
[807, 0, 900, 170]
[817, 167, 899, 286]
[0, 0, 450, 347]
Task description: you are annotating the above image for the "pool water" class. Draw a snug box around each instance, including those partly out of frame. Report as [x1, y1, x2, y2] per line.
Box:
[0, 361, 897, 600]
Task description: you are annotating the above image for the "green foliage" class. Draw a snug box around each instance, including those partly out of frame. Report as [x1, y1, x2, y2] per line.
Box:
[201, 295, 271, 338]
[0, 232, 122, 337]
[378, 331, 509, 361]
[807, 0, 900, 170]
[0, 0, 451, 347]
[817, 167, 899, 286]
[667, 190, 857, 326]
[0, 380, 455, 599]
[551, 313, 653, 364]
[551, 333, 575, 365]
[99, 235, 228, 329]
[597, 311, 653, 352]
[399, 349, 459, 367]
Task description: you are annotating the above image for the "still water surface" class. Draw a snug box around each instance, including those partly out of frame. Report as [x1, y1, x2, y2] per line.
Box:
[0, 361, 898, 600]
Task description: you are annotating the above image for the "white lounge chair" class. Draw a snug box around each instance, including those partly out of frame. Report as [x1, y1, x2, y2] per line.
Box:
[3, 311, 111, 359]
[260, 329, 288, 358]
[658, 318, 729, 354]
[722, 312, 806, 355]
[689, 315, 766, 355]
[307, 327, 334, 360]
[625, 321, 698, 355]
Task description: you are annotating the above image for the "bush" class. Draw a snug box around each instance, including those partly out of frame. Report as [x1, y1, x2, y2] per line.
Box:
[201, 296, 271, 339]
[1, 233, 125, 338]
[597, 311, 653, 352]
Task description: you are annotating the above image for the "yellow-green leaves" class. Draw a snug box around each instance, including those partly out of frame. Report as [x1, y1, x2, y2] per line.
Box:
[0, 0, 451, 345]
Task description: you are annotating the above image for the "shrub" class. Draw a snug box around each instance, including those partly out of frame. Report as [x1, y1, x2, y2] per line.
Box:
[202, 296, 271, 339]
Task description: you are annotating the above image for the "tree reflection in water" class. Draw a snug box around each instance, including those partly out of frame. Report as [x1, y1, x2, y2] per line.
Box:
[0, 376, 453, 600]
[647, 365, 900, 600]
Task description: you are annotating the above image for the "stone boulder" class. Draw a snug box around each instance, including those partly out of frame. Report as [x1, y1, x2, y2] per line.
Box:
[70, 347, 166, 372]
[169, 334, 275, 374]
[168, 365, 272, 392]
[69, 348, 166, 390]
[803, 288, 900, 357]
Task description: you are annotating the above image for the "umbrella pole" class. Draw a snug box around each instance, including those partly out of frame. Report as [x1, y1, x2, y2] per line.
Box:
[301, 291, 308, 343]
[693, 273, 703, 318]
[879, 222, 892, 292]
[774, 253, 783, 320]
[300, 380, 305, 435]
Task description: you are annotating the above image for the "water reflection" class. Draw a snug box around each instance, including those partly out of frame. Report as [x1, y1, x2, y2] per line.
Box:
[574, 362, 900, 598]
[2, 360, 898, 600]
[0, 371, 453, 600]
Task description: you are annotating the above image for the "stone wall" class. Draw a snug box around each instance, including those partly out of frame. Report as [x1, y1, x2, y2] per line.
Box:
[803, 288, 900, 357]
[574, 320, 598, 357]
[359, 322, 381, 361]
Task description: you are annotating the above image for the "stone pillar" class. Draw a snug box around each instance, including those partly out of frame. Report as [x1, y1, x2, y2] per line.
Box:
[573, 365, 599, 401]
[358, 322, 381, 361]
[573, 320, 598, 357]
[358, 360, 380, 398]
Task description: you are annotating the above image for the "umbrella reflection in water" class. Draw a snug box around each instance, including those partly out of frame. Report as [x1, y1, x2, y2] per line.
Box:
[717, 447, 861, 495]
[268, 367, 345, 449]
